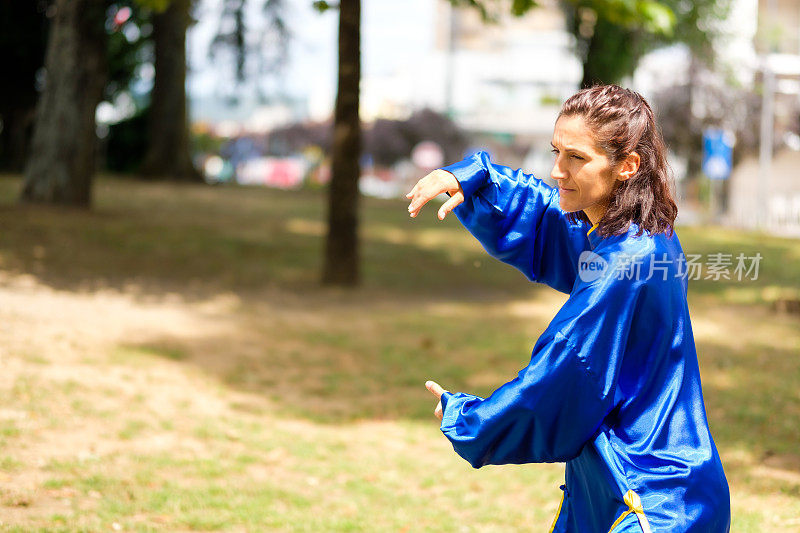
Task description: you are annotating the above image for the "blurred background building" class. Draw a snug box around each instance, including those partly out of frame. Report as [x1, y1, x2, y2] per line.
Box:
[173, 0, 800, 238]
[726, 0, 800, 236]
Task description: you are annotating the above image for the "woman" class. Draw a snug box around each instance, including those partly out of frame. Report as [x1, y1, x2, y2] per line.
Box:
[405, 85, 731, 532]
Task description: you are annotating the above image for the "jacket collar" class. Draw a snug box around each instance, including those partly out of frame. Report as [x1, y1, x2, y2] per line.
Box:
[587, 222, 602, 249]
[587, 221, 650, 250]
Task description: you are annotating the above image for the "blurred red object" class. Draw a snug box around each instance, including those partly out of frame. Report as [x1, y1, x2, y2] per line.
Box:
[113, 7, 132, 29]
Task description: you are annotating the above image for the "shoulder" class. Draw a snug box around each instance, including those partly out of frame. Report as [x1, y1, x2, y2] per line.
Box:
[583, 223, 685, 278]
[572, 224, 687, 309]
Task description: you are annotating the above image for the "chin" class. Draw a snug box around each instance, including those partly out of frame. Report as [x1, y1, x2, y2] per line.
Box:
[558, 197, 581, 213]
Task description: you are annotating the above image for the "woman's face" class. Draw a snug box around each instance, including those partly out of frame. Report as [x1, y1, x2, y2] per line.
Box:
[550, 114, 621, 223]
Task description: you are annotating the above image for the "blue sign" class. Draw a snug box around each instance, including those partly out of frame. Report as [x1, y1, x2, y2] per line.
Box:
[702, 129, 734, 180]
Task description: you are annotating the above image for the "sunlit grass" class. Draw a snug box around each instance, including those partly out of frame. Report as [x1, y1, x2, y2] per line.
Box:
[0, 175, 799, 530]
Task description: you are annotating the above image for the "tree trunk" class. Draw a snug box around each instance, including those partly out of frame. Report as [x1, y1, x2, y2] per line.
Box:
[322, 0, 361, 286]
[139, 0, 201, 181]
[1, 106, 37, 172]
[685, 55, 703, 184]
[20, 0, 107, 206]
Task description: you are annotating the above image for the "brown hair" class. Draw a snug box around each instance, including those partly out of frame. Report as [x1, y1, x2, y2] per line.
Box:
[558, 84, 678, 238]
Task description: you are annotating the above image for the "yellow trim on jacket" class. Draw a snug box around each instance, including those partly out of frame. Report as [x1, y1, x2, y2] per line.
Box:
[607, 490, 652, 533]
[548, 492, 565, 533]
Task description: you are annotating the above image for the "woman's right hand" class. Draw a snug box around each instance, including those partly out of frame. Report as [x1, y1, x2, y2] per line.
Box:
[405, 169, 465, 220]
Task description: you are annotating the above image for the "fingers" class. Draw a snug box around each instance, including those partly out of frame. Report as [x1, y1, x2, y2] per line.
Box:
[408, 186, 461, 219]
[437, 191, 464, 220]
[407, 188, 433, 218]
[405, 177, 428, 216]
[406, 171, 452, 218]
[426, 381, 448, 421]
[425, 380, 446, 399]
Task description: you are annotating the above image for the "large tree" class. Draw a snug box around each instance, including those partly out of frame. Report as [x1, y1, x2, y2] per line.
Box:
[449, 0, 696, 87]
[318, 0, 362, 286]
[566, 0, 729, 88]
[21, 0, 108, 206]
[1, 1, 152, 177]
[139, 0, 201, 181]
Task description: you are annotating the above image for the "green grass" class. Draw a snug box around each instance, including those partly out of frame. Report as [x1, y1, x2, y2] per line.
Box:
[0, 175, 799, 531]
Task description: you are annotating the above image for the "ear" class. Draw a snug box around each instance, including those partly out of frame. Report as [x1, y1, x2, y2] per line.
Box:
[617, 152, 640, 182]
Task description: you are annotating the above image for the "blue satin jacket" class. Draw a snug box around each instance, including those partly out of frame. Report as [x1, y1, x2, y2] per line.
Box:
[438, 151, 731, 533]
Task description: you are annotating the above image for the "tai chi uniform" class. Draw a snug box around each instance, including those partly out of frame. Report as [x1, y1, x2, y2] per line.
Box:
[438, 151, 731, 532]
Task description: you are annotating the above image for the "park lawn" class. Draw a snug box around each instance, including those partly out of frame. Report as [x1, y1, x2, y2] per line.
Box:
[0, 175, 798, 531]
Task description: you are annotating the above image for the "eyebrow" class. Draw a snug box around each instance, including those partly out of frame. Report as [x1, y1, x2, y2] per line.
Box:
[550, 142, 588, 156]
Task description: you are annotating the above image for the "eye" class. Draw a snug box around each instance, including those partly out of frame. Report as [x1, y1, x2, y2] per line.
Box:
[551, 148, 559, 155]
[570, 154, 584, 161]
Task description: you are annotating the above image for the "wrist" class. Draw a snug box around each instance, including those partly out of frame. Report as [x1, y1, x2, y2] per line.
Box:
[435, 169, 461, 196]
[439, 151, 489, 199]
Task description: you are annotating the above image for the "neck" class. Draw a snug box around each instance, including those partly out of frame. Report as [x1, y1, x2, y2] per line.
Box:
[584, 203, 607, 226]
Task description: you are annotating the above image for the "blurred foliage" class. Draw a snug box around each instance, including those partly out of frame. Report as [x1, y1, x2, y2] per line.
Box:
[652, 69, 761, 182]
[213, 0, 247, 81]
[311, 1, 336, 13]
[446, 0, 728, 87]
[569, 12, 643, 86]
[566, 0, 731, 86]
[685, 83, 761, 164]
[447, 0, 673, 31]
[663, 0, 730, 63]
[105, 2, 154, 102]
[510, 0, 538, 17]
[105, 108, 149, 173]
[134, 0, 172, 12]
[267, 121, 332, 156]
[580, 0, 674, 35]
[0, 0, 159, 107]
[365, 109, 468, 167]
[192, 129, 226, 155]
[102, 3, 156, 174]
[209, 0, 289, 100]
[0, 0, 156, 172]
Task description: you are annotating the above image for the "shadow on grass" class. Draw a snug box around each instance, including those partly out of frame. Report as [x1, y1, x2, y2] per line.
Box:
[117, 279, 557, 422]
[0, 175, 558, 420]
[2, 176, 799, 475]
[116, 285, 800, 482]
[0, 176, 529, 302]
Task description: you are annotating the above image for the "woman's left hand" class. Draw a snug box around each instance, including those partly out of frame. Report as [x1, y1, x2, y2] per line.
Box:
[425, 380, 448, 420]
[406, 169, 464, 220]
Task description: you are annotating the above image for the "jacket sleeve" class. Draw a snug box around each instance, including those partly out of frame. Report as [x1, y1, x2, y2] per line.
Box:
[441, 151, 589, 294]
[438, 273, 644, 467]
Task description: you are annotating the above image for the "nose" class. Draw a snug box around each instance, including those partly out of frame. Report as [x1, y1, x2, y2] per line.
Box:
[551, 157, 568, 182]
